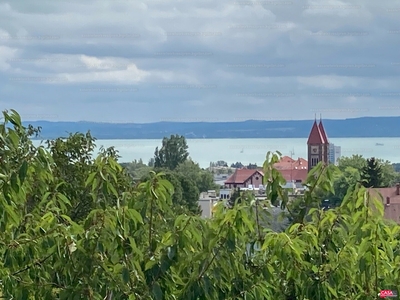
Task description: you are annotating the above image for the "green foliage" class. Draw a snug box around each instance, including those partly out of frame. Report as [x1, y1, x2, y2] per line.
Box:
[174, 159, 217, 193]
[154, 135, 189, 170]
[230, 162, 244, 168]
[162, 170, 200, 215]
[338, 155, 398, 188]
[361, 157, 383, 188]
[1, 111, 400, 299]
[337, 154, 366, 171]
[121, 159, 152, 181]
[323, 155, 400, 207]
[228, 187, 241, 207]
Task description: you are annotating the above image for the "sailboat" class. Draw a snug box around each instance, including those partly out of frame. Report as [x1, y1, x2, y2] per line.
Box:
[240, 148, 244, 153]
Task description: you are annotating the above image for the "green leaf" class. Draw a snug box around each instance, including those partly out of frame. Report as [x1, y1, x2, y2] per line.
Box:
[4, 204, 19, 225]
[10, 172, 19, 192]
[57, 193, 71, 207]
[8, 130, 19, 148]
[151, 282, 163, 300]
[122, 267, 130, 284]
[127, 209, 143, 224]
[18, 160, 28, 183]
[325, 282, 338, 297]
[107, 182, 118, 198]
[9, 109, 22, 126]
[85, 172, 96, 187]
[145, 260, 157, 271]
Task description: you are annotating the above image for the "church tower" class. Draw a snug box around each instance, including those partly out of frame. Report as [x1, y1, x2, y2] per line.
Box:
[307, 116, 329, 171]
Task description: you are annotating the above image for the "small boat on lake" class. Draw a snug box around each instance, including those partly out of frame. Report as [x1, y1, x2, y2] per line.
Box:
[375, 143, 384, 146]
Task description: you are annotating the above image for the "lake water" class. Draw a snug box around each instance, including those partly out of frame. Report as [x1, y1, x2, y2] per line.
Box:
[33, 138, 400, 168]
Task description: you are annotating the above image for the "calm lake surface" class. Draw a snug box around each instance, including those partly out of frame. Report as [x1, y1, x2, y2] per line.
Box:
[33, 138, 400, 168]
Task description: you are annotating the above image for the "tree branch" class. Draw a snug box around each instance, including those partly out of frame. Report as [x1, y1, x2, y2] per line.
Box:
[12, 253, 53, 276]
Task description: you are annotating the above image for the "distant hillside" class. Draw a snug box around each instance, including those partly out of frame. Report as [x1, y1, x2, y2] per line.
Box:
[23, 117, 400, 139]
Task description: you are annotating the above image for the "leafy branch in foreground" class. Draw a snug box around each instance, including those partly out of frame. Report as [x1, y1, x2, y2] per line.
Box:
[0, 110, 399, 299]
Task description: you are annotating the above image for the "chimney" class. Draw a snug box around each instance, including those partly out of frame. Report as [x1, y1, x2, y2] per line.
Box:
[386, 196, 390, 206]
[396, 183, 399, 195]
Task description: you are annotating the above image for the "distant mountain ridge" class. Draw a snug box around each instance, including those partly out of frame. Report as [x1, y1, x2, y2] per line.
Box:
[23, 117, 400, 139]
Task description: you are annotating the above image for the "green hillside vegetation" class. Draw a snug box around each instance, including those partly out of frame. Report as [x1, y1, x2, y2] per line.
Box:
[1, 109, 400, 299]
[321, 155, 400, 207]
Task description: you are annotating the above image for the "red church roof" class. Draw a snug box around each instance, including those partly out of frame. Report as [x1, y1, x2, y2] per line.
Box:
[225, 169, 264, 184]
[318, 120, 328, 144]
[307, 120, 325, 144]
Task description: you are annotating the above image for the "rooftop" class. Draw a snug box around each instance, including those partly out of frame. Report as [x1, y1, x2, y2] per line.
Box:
[225, 169, 264, 184]
[307, 120, 325, 144]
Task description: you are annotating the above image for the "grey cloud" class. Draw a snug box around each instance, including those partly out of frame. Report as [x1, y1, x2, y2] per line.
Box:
[1, 0, 400, 122]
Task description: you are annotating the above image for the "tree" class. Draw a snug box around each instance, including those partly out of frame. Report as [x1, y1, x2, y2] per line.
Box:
[174, 159, 217, 193]
[246, 163, 257, 169]
[332, 166, 361, 201]
[3, 110, 400, 299]
[177, 175, 200, 214]
[337, 154, 366, 171]
[228, 187, 241, 207]
[213, 160, 228, 167]
[378, 158, 400, 186]
[148, 157, 155, 167]
[361, 157, 383, 188]
[121, 159, 152, 180]
[154, 135, 189, 170]
[230, 162, 243, 168]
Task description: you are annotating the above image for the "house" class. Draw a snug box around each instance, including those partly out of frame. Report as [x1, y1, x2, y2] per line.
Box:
[224, 169, 264, 189]
[273, 156, 308, 189]
[369, 183, 400, 224]
[274, 156, 308, 170]
[199, 190, 219, 218]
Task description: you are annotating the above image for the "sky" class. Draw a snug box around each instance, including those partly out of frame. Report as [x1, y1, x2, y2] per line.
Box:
[1, 0, 400, 123]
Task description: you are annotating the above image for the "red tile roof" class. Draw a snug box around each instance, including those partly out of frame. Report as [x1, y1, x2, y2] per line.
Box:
[279, 168, 308, 182]
[274, 156, 308, 170]
[307, 120, 325, 144]
[318, 121, 328, 144]
[225, 169, 264, 184]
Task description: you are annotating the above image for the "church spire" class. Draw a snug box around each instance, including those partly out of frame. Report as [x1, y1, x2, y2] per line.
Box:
[307, 119, 324, 144]
[318, 116, 328, 144]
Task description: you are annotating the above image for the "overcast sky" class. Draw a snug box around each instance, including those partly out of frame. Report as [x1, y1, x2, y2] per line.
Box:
[1, 0, 400, 123]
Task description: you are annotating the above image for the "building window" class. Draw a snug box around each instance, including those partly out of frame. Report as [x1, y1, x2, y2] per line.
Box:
[255, 176, 259, 180]
[234, 184, 237, 188]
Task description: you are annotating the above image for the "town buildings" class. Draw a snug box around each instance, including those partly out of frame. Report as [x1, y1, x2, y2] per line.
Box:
[329, 144, 341, 165]
[200, 117, 399, 223]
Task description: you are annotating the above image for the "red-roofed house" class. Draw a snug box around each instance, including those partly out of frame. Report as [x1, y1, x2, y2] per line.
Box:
[224, 169, 264, 189]
[279, 169, 308, 184]
[369, 183, 400, 224]
[274, 156, 308, 170]
[273, 156, 308, 184]
[307, 118, 329, 171]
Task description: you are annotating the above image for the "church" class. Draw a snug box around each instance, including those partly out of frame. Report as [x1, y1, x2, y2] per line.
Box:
[224, 117, 331, 189]
[307, 117, 330, 172]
